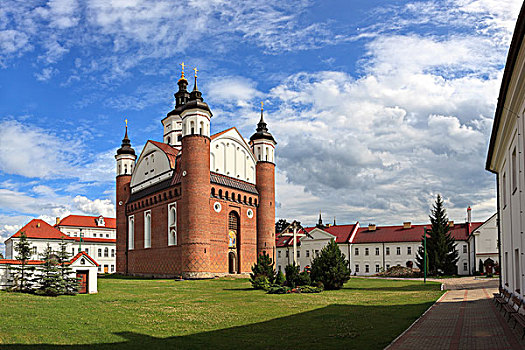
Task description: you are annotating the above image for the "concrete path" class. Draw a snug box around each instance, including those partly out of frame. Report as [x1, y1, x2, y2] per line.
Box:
[387, 278, 525, 349]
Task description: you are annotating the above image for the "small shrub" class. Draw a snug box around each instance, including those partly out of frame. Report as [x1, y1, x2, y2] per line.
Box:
[299, 285, 323, 293]
[285, 264, 300, 288]
[267, 286, 291, 294]
[275, 270, 285, 286]
[251, 275, 270, 290]
[298, 271, 311, 286]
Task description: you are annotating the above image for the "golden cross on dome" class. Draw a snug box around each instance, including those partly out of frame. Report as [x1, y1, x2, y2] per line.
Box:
[180, 62, 185, 78]
[125, 118, 128, 127]
[260, 101, 264, 110]
[193, 67, 198, 77]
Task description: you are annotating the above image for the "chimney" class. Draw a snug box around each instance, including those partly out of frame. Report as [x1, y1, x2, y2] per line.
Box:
[403, 222, 411, 229]
[467, 206, 471, 224]
[448, 220, 454, 227]
[368, 224, 376, 231]
[56, 217, 60, 225]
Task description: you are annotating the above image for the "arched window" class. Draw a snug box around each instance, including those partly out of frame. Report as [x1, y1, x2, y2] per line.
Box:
[228, 211, 240, 273]
[219, 189, 223, 198]
[124, 164, 128, 174]
[232, 192, 235, 201]
[118, 164, 121, 173]
[200, 121, 204, 135]
[144, 211, 151, 248]
[249, 197, 252, 205]
[104, 247, 109, 257]
[168, 203, 177, 246]
[167, 136, 171, 144]
[128, 216, 134, 250]
[190, 121, 195, 134]
[254, 199, 258, 206]
[237, 194, 241, 202]
[211, 188, 216, 197]
[243, 195, 247, 203]
[225, 191, 229, 200]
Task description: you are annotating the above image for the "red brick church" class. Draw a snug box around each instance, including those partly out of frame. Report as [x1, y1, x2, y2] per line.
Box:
[115, 68, 276, 278]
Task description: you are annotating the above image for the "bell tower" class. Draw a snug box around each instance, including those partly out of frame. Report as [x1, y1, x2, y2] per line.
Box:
[162, 62, 189, 149]
[250, 103, 277, 258]
[115, 121, 136, 274]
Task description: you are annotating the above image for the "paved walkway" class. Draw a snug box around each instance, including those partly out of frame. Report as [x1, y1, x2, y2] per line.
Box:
[388, 278, 525, 349]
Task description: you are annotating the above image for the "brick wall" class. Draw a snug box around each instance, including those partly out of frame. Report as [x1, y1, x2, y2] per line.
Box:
[256, 161, 276, 258]
[116, 175, 131, 274]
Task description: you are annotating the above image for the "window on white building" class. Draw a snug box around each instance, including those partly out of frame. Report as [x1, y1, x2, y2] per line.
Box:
[106, 234, 109, 238]
[355, 264, 359, 272]
[365, 265, 369, 273]
[32, 247, 37, 255]
[355, 247, 359, 256]
[503, 172, 507, 207]
[98, 248, 102, 257]
[365, 248, 369, 256]
[463, 262, 468, 271]
[85, 248, 89, 255]
[111, 265, 115, 272]
[463, 245, 467, 254]
[407, 247, 412, 255]
[375, 247, 380, 255]
[315, 250, 319, 257]
[396, 247, 401, 255]
[386, 247, 390, 255]
[512, 147, 517, 193]
[98, 266, 101, 272]
[286, 250, 289, 258]
[93, 233, 97, 237]
[104, 247, 108, 257]
[144, 211, 151, 248]
[72, 248, 75, 255]
[168, 203, 177, 246]
[375, 264, 380, 273]
[278, 251, 281, 258]
[386, 264, 390, 269]
[306, 250, 310, 257]
[297, 250, 301, 258]
[128, 216, 134, 250]
[111, 249, 115, 257]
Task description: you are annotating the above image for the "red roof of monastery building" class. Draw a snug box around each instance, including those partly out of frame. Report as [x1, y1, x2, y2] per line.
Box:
[10, 219, 71, 240]
[275, 222, 483, 247]
[57, 215, 116, 229]
[0, 251, 99, 266]
[149, 140, 179, 169]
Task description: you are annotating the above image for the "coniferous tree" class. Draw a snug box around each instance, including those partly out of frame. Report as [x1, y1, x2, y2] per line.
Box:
[35, 244, 62, 296]
[416, 195, 459, 275]
[275, 219, 290, 234]
[56, 239, 79, 295]
[8, 232, 35, 293]
[250, 251, 276, 286]
[310, 239, 350, 290]
[0, 252, 4, 259]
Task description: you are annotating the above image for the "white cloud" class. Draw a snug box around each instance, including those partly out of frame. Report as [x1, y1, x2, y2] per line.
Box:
[73, 195, 115, 217]
[207, 76, 263, 108]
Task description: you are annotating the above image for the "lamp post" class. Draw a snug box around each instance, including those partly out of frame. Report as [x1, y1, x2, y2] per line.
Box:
[423, 226, 427, 284]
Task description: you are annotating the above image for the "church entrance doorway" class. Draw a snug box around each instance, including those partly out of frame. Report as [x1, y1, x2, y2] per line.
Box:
[228, 211, 240, 274]
[229, 252, 236, 274]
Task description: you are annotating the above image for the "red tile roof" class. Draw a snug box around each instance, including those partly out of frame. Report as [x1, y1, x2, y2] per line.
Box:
[57, 215, 116, 229]
[211, 127, 236, 140]
[70, 251, 100, 266]
[10, 219, 71, 240]
[275, 224, 358, 247]
[0, 259, 45, 265]
[351, 222, 483, 244]
[149, 140, 179, 169]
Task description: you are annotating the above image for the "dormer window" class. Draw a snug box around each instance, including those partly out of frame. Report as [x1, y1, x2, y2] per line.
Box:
[97, 216, 105, 227]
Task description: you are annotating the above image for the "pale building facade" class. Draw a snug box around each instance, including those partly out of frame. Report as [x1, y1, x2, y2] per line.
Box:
[276, 212, 496, 276]
[4, 216, 116, 274]
[486, 3, 525, 294]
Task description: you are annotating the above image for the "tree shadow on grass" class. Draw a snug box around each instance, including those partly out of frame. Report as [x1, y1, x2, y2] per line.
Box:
[1, 302, 440, 350]
[345, 283, 440, 292]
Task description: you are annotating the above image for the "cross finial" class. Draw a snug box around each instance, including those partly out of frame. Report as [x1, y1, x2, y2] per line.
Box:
[193, 67, 198, 77]
[260, 101, 264, 111]
[125, 118, 128, 128]
[180, 62, 185, 79]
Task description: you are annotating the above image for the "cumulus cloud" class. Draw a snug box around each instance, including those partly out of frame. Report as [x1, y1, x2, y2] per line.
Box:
[73, 195, 115, 217]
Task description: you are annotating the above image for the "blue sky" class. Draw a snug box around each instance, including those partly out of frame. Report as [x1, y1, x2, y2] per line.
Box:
[0, 0, 522, 254]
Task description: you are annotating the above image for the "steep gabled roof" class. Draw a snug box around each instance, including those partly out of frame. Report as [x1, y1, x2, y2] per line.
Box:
[276, 224, 358, 247]
[10, 219, 71, 241]
[57, 215, 116, 229]
[70, 251, 100, 266]
[149, 140, 179, 169]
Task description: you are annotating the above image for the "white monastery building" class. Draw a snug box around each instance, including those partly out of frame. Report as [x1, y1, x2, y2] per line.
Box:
[486, 3, 525, 296]
[276, 210, 498, 276]
[4, 215, 116, 274]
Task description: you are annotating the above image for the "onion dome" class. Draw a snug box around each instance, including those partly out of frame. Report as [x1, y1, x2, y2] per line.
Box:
[250, 103, 276, 143]
[116, 124, 135, 156]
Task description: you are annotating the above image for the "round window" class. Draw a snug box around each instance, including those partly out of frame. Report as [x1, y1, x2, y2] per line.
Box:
[214, 202, 222, 213]
[247, 209, 254, 218]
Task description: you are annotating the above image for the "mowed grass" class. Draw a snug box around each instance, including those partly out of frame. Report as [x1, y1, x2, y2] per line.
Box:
[0, 277, 443, 349]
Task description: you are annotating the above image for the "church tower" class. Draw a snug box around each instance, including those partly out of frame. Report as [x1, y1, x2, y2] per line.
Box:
[115, 122, 136, 274]
[162, 64, 190, 149]
[250, 103, 276, 257]
[180, 68, 212, 278]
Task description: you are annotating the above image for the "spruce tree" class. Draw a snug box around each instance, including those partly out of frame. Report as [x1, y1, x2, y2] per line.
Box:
[250, 251, 276, 286]
[8, 232, 35, 293]
[56, 239, 79, 295]
[416, 194, 459, 275]
[310, 239, 350, 290]
[35, 244, 62, 296]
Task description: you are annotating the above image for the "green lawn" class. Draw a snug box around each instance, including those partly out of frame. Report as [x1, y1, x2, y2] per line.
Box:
[0, 277, 443, 349]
